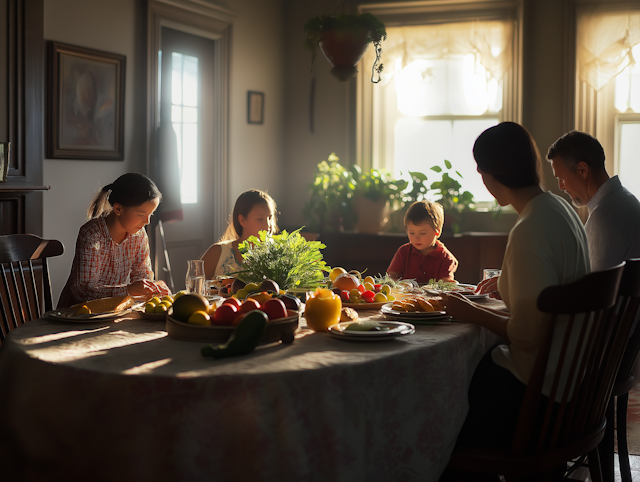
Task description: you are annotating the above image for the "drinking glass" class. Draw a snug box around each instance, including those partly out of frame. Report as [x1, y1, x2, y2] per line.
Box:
[186, 260, 206, 295]
[483, 269, 502, 280]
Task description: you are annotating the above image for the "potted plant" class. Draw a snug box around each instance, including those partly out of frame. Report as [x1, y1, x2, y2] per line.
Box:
[303, 153, 357, 232]
[351, 165, 408, 234]
[304, 11, 387, 82]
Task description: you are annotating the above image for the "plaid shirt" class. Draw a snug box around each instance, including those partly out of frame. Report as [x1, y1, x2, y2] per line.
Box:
[58, 214, 154, 308]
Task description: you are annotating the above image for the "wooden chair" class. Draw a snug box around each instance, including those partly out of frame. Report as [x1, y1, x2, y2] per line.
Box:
[447, 263, 631, 481]
[0, 234, 64, 342]
[599, 258, 640, 482]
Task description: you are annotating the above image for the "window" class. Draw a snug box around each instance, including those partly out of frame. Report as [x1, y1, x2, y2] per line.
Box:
[358, 9, 522, 208]
[171, 52, 199, 205]
[574, 5, 640, 200]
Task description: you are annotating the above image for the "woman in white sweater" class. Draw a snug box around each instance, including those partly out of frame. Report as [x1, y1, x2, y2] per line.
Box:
[445, 122, 590, 453]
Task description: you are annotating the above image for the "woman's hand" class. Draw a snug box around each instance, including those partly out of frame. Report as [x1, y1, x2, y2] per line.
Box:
[443, 292, 481, 322]
[127, 279, 171, 298]
[475, 276, 502, 300]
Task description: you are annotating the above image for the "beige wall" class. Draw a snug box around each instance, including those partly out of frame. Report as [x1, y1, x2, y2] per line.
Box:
[43, 0, 285, 303]
[279, 0, 570, 228]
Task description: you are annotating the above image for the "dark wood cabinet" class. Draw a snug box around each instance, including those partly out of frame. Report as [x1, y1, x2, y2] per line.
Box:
[0, 0, 46, 235]
[319, 231, 509, 285]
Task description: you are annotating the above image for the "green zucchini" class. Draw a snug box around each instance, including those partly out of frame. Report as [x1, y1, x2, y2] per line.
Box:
[201, 310, 268, 359]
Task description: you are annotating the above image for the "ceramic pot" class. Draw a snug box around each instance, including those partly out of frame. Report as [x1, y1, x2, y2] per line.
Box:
[319, 29, 370, 81]
[352, 195, 388, 234]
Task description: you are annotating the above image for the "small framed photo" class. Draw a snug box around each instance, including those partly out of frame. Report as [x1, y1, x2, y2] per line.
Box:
[48, 41, 126, 160]
[247, 91, 264, 125]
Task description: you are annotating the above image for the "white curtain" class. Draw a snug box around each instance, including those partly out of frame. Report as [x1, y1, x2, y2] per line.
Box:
[577, 6, 640, 91]
[384, 20, 515, 82]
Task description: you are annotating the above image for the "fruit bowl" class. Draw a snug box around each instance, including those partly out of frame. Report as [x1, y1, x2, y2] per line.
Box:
[166, 308, 300, 344]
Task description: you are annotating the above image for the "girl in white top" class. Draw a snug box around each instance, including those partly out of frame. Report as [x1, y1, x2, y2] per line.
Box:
[443, 122, 590, 455]
[201, 190, 278, 279]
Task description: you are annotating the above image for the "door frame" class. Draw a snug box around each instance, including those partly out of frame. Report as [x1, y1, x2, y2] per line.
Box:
[146, 0, 235, 274]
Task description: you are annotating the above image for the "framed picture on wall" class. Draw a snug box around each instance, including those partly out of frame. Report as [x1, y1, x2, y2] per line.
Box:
[47, 42, 126, 160]
[247, 91, 264, 125]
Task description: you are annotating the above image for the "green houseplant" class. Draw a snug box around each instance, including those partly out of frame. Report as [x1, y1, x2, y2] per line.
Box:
[304, 11, 387, 82]
[351, 165, 408, 233]
[303, 153, 357, 232]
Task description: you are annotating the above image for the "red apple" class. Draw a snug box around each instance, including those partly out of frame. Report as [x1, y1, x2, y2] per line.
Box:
[213, 303, 237, 326]
[261, 298, 287, 321]
[239, 298, 261, 314]
[222, 297, 242, 309]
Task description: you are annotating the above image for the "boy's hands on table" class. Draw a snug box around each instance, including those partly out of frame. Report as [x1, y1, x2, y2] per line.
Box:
[475, 276, 502, 300]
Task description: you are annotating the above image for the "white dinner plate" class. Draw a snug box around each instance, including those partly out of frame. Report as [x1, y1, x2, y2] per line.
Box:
[328, 321, 415, 341]
[380, 303, 446, 318]
[383, 313, 453, 323]
[44, 304, 141, 322]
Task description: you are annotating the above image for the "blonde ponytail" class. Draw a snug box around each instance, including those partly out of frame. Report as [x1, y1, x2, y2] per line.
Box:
[87, 185, 113, 220]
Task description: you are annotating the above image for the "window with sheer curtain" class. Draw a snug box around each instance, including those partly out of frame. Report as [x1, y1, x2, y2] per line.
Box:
[358, 16, 520, 206]
[575, 5, 640, 200]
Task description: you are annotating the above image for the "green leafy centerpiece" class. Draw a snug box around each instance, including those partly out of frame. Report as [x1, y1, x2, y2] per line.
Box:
[237, 229, 329, 290]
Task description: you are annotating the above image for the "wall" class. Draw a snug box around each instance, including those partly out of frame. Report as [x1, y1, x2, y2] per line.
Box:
[43, 0, 285, 304]
[279, 0, 570, 229]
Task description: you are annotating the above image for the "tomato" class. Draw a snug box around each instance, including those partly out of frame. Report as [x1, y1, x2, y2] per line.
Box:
[374, 284, 382, 292]
[261, 298, 288, 321]
[340, 290, 350, 302]
[305, 287, 342, 332]
[239, 298, 261, 314]
[222, 297, 242, 309]
[357, 284, 366, 293]
[361, 290, 375, 303]
[213, 303, 237, 326]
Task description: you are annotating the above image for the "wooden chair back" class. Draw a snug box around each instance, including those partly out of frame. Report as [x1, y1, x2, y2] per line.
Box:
[510, 263, 629, 455]
[613, 259, 640, 386]
[0, 234, 64, 342]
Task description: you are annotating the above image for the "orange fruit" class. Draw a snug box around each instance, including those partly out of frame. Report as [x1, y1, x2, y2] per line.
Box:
[305, 287, 342, 332]
[332, 273, 360, 292]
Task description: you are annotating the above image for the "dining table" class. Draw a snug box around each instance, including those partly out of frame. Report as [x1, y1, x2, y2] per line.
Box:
[0, 299, 503, 482]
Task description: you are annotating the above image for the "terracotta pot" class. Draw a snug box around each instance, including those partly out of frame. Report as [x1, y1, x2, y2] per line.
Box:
[352, 195, 388, 234]
[319, 29, 370, 81]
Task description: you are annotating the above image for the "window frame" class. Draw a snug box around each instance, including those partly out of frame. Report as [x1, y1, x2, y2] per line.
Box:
[357, 0, 524, 172]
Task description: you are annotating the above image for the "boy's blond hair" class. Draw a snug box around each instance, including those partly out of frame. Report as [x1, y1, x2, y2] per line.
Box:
[403, 200, 444, 234]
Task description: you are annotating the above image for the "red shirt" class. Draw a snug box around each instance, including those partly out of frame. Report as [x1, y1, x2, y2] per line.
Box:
[387, 241, 458, 283]
[57, 214, 155, 308]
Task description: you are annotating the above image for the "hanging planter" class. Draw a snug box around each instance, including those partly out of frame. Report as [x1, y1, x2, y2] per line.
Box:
[304, 12, 387, 83]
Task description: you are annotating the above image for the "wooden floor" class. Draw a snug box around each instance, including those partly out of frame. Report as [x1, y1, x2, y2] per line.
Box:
[569, 454, 640, 481]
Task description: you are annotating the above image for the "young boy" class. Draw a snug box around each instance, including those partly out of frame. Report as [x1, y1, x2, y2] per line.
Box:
[387, 200, 458, 283]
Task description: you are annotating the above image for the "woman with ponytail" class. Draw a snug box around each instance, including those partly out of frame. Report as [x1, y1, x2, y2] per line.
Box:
[58, 173, 170, 308]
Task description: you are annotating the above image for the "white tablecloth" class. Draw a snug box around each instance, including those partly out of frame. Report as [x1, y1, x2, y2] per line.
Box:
[0, 311, 498, 482]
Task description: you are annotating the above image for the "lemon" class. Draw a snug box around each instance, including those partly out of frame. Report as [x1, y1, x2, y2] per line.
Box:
[188, 310, 211, 325]
[161, 301, 172, 309]
[387, 295, 396, 301]
[144, 302, 156, 313]
[235, 288, 249, 300]
[364, 276, 375, 286]
[154, 304, 168, 313]
[77, 305, 91, 315]
[381, 285, 391, 295]
[173, 291, 187, 299]
[329, 267, 347, 282]
[364, 282, 375, 292]
[162, 295, 174, 303]
[244, 283, 259, 293]
[374, 293, 388, 302]
[151, 296, 162, 305]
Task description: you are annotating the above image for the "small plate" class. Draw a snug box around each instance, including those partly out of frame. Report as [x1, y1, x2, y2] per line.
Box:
[383, 313, 453, 323]
[380, 303, 446, 318]
[44, 305, 139, 322]
[328, 321, 415, 341]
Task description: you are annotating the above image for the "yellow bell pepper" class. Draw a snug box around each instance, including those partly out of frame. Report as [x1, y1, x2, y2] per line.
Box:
[305, 288, 342, 332]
